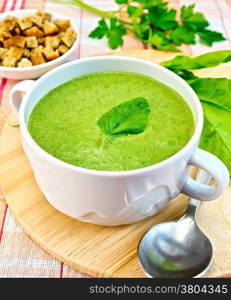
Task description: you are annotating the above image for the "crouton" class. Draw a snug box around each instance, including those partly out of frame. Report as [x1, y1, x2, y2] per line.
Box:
[42, 45, 59, 61]
[13, 25, 21, 35]
[0, 30, 12, 42]
[0, 21, 6, 32]
[36, 11, 52, 21]
[23, 48, 31, 58]
[59, 32, 65, 40]
[18, 16, 33, 31]
[37, 37, 45, 44]
[2, 56, 17, 67]
[31, 14, 43, 28]
[54, 19, 71, 31]
[31, 45, 44, 54]
[45, 35, 60, 49]
[3, 35, 26, 48]
[0, 21, 12, 37]
[24, 26, 43, 37]
[58, 44, 69, 55]
[26, 36, 38, 48]
[43, 21, 59, 35]
[7, 46, 24, 61]
[3, 16, 17, 31]
[61, 27, 76, 47]
[31, 51, 45, 65]
[17, 58, 32, 67]
[0, 47, 7, 59]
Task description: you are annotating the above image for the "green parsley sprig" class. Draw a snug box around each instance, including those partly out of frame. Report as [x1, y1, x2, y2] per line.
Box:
[53, 0, 225, 50]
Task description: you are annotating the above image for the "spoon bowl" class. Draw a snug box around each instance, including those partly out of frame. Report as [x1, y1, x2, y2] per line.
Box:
[138, 170, 213, 278]
[138, 218, 213, 278]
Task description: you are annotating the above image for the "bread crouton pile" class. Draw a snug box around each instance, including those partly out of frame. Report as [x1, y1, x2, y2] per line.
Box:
[0, 11, 77, 68]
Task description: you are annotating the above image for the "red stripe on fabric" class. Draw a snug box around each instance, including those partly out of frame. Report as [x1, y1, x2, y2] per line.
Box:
[1, 0, 8, 12]
[225, 0, 231, 13]
[60, 262, 64, 278]
[0, 78, 8, 105]
[20, 0, 26, 9]
[77, 9, 83, 58]
[0, 0, 16, 246]
[0, 0, 8, 105]
[0, 204, 8, 243]
[10, 0, 17, 10]
[214, 0, 231, 42]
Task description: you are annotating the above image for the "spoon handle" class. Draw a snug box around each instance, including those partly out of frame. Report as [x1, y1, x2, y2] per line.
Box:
[185, 169, 212, 217]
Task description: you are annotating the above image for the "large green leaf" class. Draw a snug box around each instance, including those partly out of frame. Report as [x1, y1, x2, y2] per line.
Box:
[161, 50, 231, 70]
[189, 78, 231, 112]
[189, 78, 231, 175]
[161, 53, 231, 175]
[200, 103, 231, 174]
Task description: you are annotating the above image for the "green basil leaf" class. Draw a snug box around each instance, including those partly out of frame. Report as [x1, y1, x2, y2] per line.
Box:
[189, 78, 231, 112]
[98, 97, 151, 137]
[161, 52, 231, 175]
[161, 50, 231, 70]
[200, 103, 231, 175]
[173, 69, 198, 80]
[189, 78, 231, 175]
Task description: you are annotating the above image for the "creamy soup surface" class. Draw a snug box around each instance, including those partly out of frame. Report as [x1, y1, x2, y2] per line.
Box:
[28, 71, 195, 171]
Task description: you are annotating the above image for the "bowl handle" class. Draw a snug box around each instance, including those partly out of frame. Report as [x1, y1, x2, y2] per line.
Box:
[10, 80, 36, 115]
[182, 148, 230, 200]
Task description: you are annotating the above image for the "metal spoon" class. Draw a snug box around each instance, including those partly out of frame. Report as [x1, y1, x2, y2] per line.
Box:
[138, 169, 213, 278]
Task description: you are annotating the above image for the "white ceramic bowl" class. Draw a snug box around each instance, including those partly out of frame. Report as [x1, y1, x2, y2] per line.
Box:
[0, 9, 79, 80]
[10, 56, 230, 226]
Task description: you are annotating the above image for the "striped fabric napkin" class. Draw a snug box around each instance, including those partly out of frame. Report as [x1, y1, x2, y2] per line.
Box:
[0, 0, 231, 277]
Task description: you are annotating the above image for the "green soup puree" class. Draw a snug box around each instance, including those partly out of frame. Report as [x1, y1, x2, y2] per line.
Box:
[28, 71, 195, 171]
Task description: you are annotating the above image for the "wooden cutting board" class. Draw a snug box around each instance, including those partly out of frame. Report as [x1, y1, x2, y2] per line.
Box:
[0, 49, 231, 278]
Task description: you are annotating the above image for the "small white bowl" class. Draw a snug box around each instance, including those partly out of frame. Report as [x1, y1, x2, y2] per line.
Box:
[0, 9, 79, 80]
